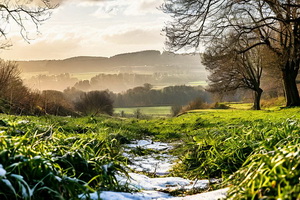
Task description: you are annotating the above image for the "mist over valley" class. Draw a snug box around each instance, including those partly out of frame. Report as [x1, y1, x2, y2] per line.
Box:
[18, 50, 207, 93]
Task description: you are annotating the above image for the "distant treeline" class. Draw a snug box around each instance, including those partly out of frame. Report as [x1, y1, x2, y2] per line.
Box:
[110, 84, 211, 107]
[24, 72, 205, 93]
[0, 59, 210, 116]
[0, 58, 210, 116]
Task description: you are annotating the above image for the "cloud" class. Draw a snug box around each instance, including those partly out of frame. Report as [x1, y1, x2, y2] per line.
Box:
[0, 32, 83, 60]
[92, 0, 163, 18]
[27, 0, 108, 6]
[125, 0, 163, 15]
[0, 0, 167, 60]
[103, 27, 163, 45]
[55, 0, 109, 5]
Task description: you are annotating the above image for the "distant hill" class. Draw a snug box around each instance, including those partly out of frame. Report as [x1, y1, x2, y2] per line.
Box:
[17, 50, 204, 74]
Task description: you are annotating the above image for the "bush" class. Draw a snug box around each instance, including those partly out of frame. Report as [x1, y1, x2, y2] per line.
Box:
[171, 105, 182, 116]
[260, 97, 285, 108]
[180, 98, 209, 113]
[74, 90, 114, 116]
[211, 102, 230, 109]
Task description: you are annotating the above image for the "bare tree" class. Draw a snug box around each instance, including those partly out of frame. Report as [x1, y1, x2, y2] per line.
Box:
[0, 0, 52, 48]
[0, 60, 37, 114]
[0, 60, 20, 93]
[203, 34, 265, 110]
[162, 0, 300, 107]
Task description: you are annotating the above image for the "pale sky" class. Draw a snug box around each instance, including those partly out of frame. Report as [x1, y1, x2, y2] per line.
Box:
[0, 0, 169, 61]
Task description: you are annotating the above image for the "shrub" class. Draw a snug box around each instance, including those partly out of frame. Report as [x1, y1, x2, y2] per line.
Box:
[211, 102, 230, 109]
[260, 97, 285, 108]
[171, 105, 182, 116]
[74, 90, 114, 116]
[180, 98, 209, 113]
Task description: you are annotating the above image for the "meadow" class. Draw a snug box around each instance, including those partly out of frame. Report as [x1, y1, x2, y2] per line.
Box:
[0, 107, 299, 199]
[114, 106, 172, 118]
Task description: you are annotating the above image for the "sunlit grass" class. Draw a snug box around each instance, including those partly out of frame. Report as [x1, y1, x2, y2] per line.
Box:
[114, 106, 172, 117]
[0, 107, 299, 199]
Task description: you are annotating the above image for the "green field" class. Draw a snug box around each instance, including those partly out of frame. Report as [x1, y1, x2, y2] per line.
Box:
[114, 106, 172, 117]
[187, 80, 208, 86]
[0, 107, 299, 199]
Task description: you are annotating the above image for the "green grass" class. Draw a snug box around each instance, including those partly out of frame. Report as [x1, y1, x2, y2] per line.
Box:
[114, 106, 172, 117]
[0, 107, 299, 199]
[0, 115, 152, 199]
[224, 102, 253, 109]
[142, 108, 300, 199]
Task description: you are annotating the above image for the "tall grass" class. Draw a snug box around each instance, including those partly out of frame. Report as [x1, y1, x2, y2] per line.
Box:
[0, 115, 138, 199]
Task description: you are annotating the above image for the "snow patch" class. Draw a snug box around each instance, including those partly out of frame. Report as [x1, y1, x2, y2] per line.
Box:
[126, 140, 173, 151]
[124, 140, 176, 175]
[0, 164, 6, 177]
[80, 188, 228, 200]
[80, 190, 172, 200]
[116, 173, 210, 192]
[168, 188, 229, 200]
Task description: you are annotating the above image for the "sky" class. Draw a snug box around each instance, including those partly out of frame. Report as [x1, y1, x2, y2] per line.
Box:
[0, 0, 169, 61]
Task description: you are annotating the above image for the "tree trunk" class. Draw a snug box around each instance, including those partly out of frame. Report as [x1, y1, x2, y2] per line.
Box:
[282, 61, 300, 107]
[253, 88, 263, 110]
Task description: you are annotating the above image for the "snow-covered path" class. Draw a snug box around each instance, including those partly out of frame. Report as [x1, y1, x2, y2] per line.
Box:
[81, 139, 228, 200]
